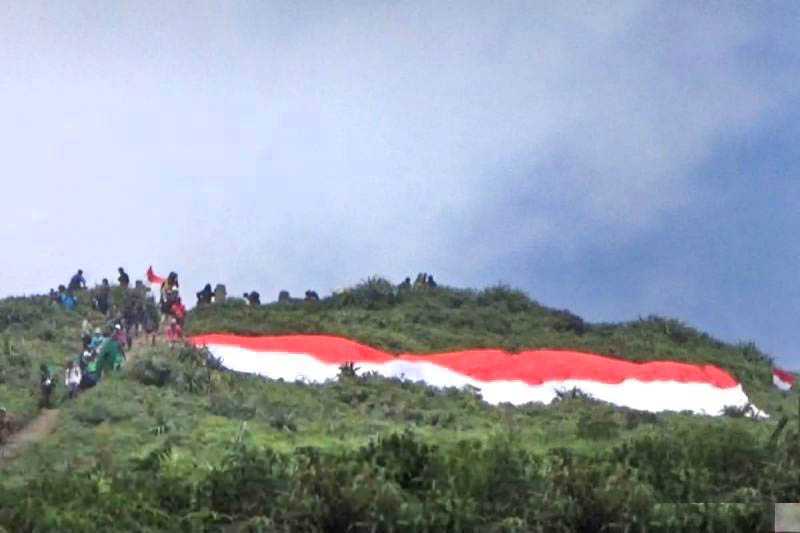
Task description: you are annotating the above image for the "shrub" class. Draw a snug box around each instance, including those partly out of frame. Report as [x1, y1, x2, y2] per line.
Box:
[332, 277, 397, 310]
[74, 397, 135, 425]
[209, 393, 257, 420]
[476, 286, 532, 313]
[576, 408, 620, 440]
[551, 309, 588, 335]
[129, 356, 177, 387]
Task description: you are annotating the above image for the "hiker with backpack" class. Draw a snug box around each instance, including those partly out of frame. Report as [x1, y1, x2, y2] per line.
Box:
[80, 350, 100, 389]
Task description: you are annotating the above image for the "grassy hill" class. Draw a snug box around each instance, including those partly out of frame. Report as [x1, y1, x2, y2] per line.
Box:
[0, 279, 797, 531]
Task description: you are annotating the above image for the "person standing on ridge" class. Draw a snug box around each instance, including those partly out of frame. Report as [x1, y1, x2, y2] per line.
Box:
[68, 270, 87, 292]
[95, 278, 111, 315]
[196, 284, 213, 306]
[118, 267, 130, 289]
[246, 291, 261, 306]
[160, 272, 180, 312]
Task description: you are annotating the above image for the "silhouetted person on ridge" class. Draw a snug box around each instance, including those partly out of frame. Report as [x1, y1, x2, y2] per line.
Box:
[197, 284, 213, 306]
[398, 277, 411, 291]
[427, 275, 437, 288]
[118, 267, 130, 289]
[305, 290, 319, 302]
[68, 270, 87, 292]
[213, 284, 227, 303]
[95, 278, 111, 315]
[244, 291, 261, 306]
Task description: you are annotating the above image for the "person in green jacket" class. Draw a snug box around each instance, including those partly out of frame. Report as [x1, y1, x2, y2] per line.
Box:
[98, 336, 126, 372]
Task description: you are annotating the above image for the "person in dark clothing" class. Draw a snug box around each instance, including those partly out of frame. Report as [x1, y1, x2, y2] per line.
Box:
[80, 351, 99, 389]
[427, 275, 437, 288]
[68, 270, 87, 292]
[398, 277, 412, 291]
[244, 291, 261, 306]
[196, 284, 213, 306]
[95, 278, 111, 315]
[305, 290, 319, 302]
[118, 268, 130, 288]
[39, 363, 55, 408]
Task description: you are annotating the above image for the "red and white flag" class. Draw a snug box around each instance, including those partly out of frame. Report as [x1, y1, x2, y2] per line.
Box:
[146, 266, 165, 292]
[773, 368, 796, 391]
[191, 334, 765, 416]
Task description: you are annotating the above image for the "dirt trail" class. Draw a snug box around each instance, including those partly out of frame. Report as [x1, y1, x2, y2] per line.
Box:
[0, 334, 156, 469]
[0, 408, 61, 466]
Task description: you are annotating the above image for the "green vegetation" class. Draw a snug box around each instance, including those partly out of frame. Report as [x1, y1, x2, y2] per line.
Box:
[0, 278, 798, 531]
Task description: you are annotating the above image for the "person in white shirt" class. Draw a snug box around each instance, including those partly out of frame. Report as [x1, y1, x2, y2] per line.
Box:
[64, 359, 82, 399]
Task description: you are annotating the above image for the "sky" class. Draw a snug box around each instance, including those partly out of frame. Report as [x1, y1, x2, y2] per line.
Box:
[1, 1, 799, 367]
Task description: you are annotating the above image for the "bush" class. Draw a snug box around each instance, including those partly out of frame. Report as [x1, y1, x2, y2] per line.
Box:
[129, 356, 177, 387]
[74, 397, 136, 425]
[208, 393, 257, 420]
[576, 408, 620, 440]
[476, 285, 532, 313]
[332, 277, 397, 310]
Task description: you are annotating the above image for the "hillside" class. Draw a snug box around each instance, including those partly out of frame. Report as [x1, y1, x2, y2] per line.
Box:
[0, 279, 797, 531]
[188, 278, 781, 406]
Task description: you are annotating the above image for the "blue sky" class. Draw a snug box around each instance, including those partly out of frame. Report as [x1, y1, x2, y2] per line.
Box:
[1, 2, 799, 367]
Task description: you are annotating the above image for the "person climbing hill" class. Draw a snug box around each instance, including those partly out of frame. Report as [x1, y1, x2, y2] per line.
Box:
[58, 286, 77, 311]
[160, 272, 180, 314]
[64, 360, 81, 399]
[80, 350, 99, 389]
[98, 333, 126, 372]
[39, 364, 55, 409]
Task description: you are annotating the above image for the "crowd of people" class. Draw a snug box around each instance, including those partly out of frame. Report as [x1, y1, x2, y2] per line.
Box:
[398, 273, 437, 291]
[36, 268, 181, 407]
[31, 268, 441, 409]
[38, 320, 129, 408]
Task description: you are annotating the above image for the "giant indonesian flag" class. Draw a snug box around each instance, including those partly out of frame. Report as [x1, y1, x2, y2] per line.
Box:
[773, 368, 796, 391]
[191, 334, 763, 416]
